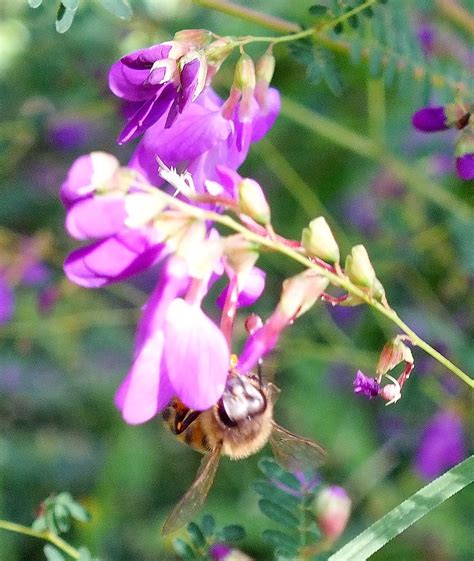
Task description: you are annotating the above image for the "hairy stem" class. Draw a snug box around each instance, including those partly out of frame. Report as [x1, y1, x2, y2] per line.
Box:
[0, 520, 80, 559]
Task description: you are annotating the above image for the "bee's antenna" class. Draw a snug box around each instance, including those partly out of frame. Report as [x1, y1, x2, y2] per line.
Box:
[257, 359, 263, 388]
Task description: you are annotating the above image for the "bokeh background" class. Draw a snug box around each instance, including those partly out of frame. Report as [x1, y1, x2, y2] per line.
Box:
[0, 0, 473, 559]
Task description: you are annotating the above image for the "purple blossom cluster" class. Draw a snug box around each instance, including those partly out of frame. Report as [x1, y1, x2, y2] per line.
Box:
[60, 31, 308, 424]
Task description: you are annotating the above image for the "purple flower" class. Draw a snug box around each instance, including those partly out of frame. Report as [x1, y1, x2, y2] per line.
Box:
[61, 152, 167, 287]
[353, 370, 380, 398]
[115, 258, 230, 423]
[414, 410, 467, 480]
[412, 106, 448, 132]
[129, 86, 280, 193]
[455, 153, 474, 180]
[0, 276, 15, 325]
[217, 266, 266, 309]
[109, 39, 208, 143]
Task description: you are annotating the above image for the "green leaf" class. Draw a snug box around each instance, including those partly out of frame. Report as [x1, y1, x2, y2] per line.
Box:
[333, 22, 343, 34]
[200, 514, 215, 537]
[55, 3, 76, 33]
[172, 538, 196, 560]
[259, 458, 301, 490]
[220, 525, 246, 542]
[253, 479, 301, 510]
[187, 522, 206, 549]
[258, 499, 299, 528]
[67, 501, 91, 523]
[28, 0, 43, 7]
[43, 545, 66, 561]
[53, 503, 71, 533]
[262, 529, 299, 551]
[97, 0, 132, 20]
[309, 4, 328, 16]
[288, 40, 314, 67]
[318, 49, 344, 96]
[329, 456, 474, 561]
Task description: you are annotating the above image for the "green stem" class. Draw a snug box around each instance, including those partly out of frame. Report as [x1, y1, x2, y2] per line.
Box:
[142, 182, 473, 388]
[0, 520, 80, 559]
[193, 0, 299, 33]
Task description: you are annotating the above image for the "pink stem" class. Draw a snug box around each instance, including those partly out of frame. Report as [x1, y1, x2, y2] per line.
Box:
[220, 274, 239, 347]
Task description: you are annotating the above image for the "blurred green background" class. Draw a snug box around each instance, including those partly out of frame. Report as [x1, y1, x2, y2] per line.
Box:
[0, 0, 473, 559]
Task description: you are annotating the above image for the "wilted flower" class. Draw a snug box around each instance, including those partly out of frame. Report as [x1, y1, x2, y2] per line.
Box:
[353, 370, 380, 398]
[315, 486, 351, 542]
[414, 410, 467, 480]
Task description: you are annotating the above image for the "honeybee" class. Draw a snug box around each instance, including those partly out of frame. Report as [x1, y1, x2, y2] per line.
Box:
[161, 367, 327, 535]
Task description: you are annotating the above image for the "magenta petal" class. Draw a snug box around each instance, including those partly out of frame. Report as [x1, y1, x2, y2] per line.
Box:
[115, 331, 174, 424]
[64, 231, 165, 287]
[217, 267, 266, 309]
[178, 57, 201, 112]
[117, 84, 176, 144]
[65, 195, 126, 240]
[164, 299, 229, 410]
[250, 88, 281, 142]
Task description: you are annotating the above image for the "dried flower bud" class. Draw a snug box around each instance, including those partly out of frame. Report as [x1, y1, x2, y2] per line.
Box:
[315, 486, 351, 542]
[345, 245, 376, 289]
[377, 337, 414, 376]
[301, 216, 340, 263]
[238, 178, 271, 225]
[173, 29, 212, 48]
[279, 271, 329, 319]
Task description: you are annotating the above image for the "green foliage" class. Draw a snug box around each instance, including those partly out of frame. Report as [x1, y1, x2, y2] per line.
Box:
[32, 492, 90, 535]
[329, 456, 474, 560]
[43, 545, 65, 561]
[294, 0, 474, 101]
[255, 458, 322, 560]
[171, 515, 246, 560]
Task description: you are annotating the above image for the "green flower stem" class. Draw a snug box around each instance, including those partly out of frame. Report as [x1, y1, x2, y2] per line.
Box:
[281, 96, 474, 223]
[0, 520, 80, 559]
[146, 183, 473, 388]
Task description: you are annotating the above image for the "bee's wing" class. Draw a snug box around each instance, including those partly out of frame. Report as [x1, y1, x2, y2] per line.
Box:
[267, 382, 281, 405]
[270, 421, 327, 472]
[161, 446, 221, 535]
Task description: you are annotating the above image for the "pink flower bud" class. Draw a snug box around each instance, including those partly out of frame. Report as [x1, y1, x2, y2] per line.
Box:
[209, 543, 254, 561]
[315, 486, 351, 542]
[238, 178, 271, 225]
[301, 216, 340, 263]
